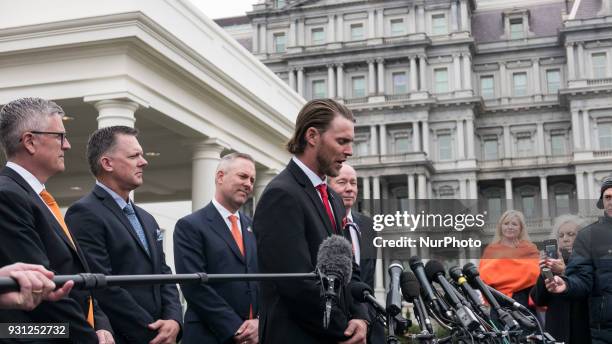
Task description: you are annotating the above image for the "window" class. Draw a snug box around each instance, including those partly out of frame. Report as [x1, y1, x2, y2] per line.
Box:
[311, 28, 325, 45]
[592, 53, 607, 78]
[483, 138, 498, 160]
[480, 76, 495, 99]
[438, 134, 452, 160]
[275, 0, 285, 8]
[521, 195, 535, 218]
[432, 14, 448, 35]
[487, 197, 502, 220]
[390, 19, 405, 36]
[434, 68, 449, 93]
[546, 69, 561, 94]
[392, 72, 407, 94]
[599, 123, 612, 150]
[551, 133, 566, 155]
[513, 72, 527, 97]
[355, 139, 369, 156]
[312, 80, 326, 99]
[350, 23, 364, 40]
[394, 134, 410, 153]
[439, 186, 455, 199]
[351, 76, 366, 98]
[555, 193, 570, 215]
[516, 134, 531, 157]
[509, 18, 524, 39]
[273, 33, 286, 53]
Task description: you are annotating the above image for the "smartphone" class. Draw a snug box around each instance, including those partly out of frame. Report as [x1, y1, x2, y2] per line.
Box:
[543, 239, 558, 259]
[542, 267, 554, 280]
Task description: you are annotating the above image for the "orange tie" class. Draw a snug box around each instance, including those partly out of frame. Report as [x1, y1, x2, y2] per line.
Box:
[228, 215, 253, 318]
[39, 189, 95, 328]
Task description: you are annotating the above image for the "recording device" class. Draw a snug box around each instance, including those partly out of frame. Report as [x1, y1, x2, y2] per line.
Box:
[543, 239, 558, 259]
[316, 235, 353, 329]
[541, 267, 554, 281]
[485, 285, 537, 331]
[350, 281, 387, 321]
[400, 271, 433, 334]
[409, 256, 450, 317]
[448, 266, 490, 320]
[386, 261, 404, 316]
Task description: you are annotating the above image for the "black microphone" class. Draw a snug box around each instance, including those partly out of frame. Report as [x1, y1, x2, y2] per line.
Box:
[409, 256, 449, 317]
[400, 271, 433, 334]
[449, 266, 490, 320]
[463, 263, 519, 331]
[386, 261, 403, 316]
[350, 281, 386, 316]
[316, 235, 353, 329]
[486, 286, 538, 330]
[425, 260, 480, 331]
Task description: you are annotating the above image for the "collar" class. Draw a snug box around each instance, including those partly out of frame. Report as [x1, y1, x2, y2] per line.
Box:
[212, 198, 240, 221]
[347, 209, 353, 223]
[96, 180, 129, 210]
[292, 156, 326, 188]
[6, 162, 45, 194]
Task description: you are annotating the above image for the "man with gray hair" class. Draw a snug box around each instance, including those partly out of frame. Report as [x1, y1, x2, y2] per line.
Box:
[0, 97, 114, 343]
[174, 152, 259, 344]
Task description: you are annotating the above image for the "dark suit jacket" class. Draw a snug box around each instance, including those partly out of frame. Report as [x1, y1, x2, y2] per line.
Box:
[64, 185, 183, 344]
[174, 202, 258, 344]
[253, 159, 369, 344]
[0, 167, 112, 343]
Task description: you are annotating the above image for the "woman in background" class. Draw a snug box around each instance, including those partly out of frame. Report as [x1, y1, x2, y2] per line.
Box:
[479, 210, 540, 308]
[530, 214, 590, 343]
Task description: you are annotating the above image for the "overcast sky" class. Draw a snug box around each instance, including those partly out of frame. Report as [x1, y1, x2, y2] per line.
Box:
[189, 0, 256, 19]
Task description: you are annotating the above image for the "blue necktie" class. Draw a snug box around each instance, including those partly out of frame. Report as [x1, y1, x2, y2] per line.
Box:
[123, 203, 150, 255]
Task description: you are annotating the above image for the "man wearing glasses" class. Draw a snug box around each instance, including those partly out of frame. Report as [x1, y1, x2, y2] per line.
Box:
[0, 97, 115, 343]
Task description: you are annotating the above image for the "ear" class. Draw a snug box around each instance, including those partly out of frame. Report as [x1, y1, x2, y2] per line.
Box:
[215, 169, 225, 185]
[99, 156, 113, 172]
[305, 127, 320, 148]
[21, 133, 36, 155]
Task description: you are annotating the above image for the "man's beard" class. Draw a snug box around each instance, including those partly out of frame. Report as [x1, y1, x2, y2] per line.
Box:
[316, 151, 338, 177]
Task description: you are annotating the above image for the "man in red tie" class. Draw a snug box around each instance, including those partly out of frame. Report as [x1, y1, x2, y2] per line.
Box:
[0, 97, 114, 343]
[253, 99, 369, 344]
[174, 152, 259, 344]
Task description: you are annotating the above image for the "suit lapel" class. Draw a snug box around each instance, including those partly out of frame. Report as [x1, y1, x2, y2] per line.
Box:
[206, 204, 245, 264]
[94, 186, 152, 260]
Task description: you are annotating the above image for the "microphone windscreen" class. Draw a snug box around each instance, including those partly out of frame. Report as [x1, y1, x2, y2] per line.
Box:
[424, 260, 445, 282]
[400, 271, 421, 299]
[408, 255, 423, 270]
[316, 235, 353, 285]
[462, 262, 479, 279]
[350, 281, 373, 302]
[448, 266, 463, 281]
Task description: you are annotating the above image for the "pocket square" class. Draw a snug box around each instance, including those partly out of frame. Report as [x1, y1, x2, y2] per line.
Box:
[156, 229, 164, 241]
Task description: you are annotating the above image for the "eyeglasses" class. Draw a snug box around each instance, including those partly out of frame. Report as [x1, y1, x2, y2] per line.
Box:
[21, 131, 68, 146]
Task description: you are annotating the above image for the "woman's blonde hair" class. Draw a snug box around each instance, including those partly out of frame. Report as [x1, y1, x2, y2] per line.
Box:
[493, 209, 531, 243]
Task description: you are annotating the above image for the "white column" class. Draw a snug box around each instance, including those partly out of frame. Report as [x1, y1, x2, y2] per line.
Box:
[417, 5, 425, 32]
[457, 119, 465, 159]
[368, 10, 376, 39]
[409, 5, 417, 34]
[297, 18, 305, 46]
[460, 179, 467, 198]
[410, 56, 418, 92]
[372, 176, 381, 199]
[377, 58, 385, 95]
[469, 177, 478, 199]
[537, 122, 545, 156]
[418, 174, 427, 199]
[370, 125, 378, 155]
[419, 55, 427, 91]
[453, 54, 462, 91]
[377, 9, 384, 38]
[503, 125, 512, 158]
[368, 60, 377, 95]
[466, 118, 475, 159]
[252, 24, 259, 53]
[408, 174, 416, 199]
[297, 68, 304, 96]
[337, 14, 344, 41]
[261, 25, 267, 53]
[379, 124, 387, 155]
[566, 43, 576, 80]
[422, 120, 430, 155]
[327, 64, 336, 98]
[362, 176, 371, 200]
[336, 64, 344, 98]
[505, 178, 513, 210]
[94, 100, 139, 128]
[500, 62, 507, 99]
[374, 248, 385, 302]
[254, 169, 277, 207]
[460, 0, 469, 31]
[571, 110, 581, 149]
[587, 172, 595, 200]
[451, 0, 459, 32]
[412, 121, 421, 152]
[463, 54, 472, 90]
[191, 139, 227, 211]
[289, 20, 297, 47]
[577, 43, 585, 79]
[533, 58, 541, 95]
[576, 172, 585, 200]
[289, 69, 296, 91]
[540, 176, 549, 220]
[328, 15, 335, 44]
[583, 110, 591, 150]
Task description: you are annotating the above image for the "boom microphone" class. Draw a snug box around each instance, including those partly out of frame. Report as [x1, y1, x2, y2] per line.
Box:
[486, 286, 537, 330]
[400, 271, 433, 334]
[386, 261, 403, 316]
[350, 281, 386, 317]
[449, 266, 490, 320]
[316, 235, 353, 329]
[409, 256, 449, 317]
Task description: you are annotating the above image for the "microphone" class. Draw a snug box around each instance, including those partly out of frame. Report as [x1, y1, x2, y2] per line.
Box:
[409, 256, 449, 317]
[350, 281, 386, 316]
[449, 266, 490, 320]
[316, 235, 353, 329]
[463, 263, 519, 331]
[386, 261, 403, 316]
[400, 271, 433, 334]
[425, 260, 480, 331]
[486, 285, 538, 330]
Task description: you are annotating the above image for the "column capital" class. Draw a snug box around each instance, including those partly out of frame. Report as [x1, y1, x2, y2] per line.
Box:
[376, 58, 385, 64]
[335, 62, 344, 68]
[418, 54, 428, 61]
[326, 64, 335, 69]
[89, 98, 142, 128]
[188, 138, 230, 160]
[366, 59, 375, 65]
[531, 57, 540, 64]
[296, 66, 304, 72]
[565, 42, 575, 48]
[452, 53, 461, 59]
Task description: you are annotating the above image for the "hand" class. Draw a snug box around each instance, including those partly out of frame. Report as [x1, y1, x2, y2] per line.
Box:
[545, 275, 567, 294]
[338, 319, 367, 344]
[148, 319, 180, 344]
[0, 263, 73, 310]
[96, 329, 115, 344]
[546, 258, 566, 275]
[234, 319, 258, 344]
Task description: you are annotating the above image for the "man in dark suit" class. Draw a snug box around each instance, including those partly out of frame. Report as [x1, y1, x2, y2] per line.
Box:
[0, 97, 114, 343]
[174, 152, 258, 344]
[329, 163, 383, 344]
[253, 99, 369, 344]
[65, 126, 182, 344]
